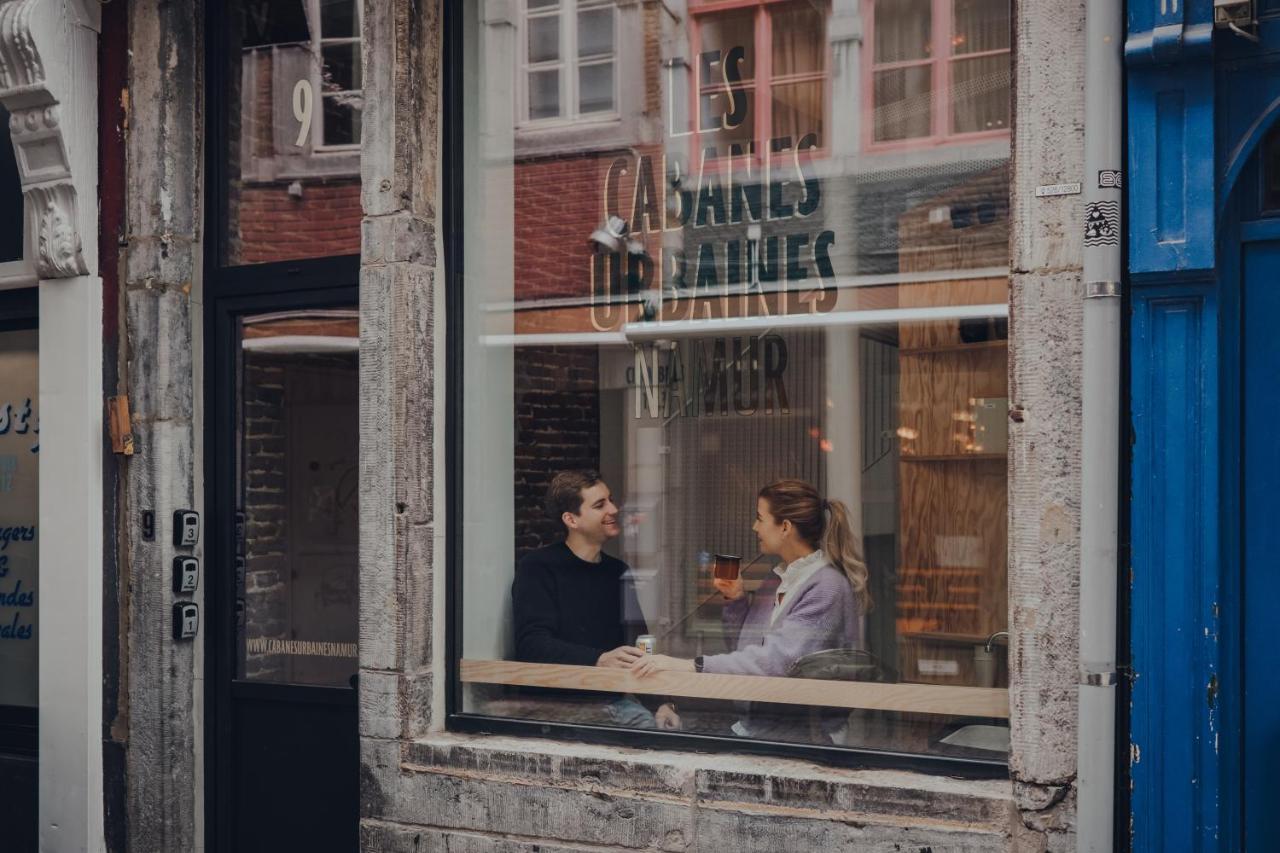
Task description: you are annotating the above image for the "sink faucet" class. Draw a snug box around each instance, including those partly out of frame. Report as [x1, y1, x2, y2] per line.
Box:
[984, 631, 1009, 653]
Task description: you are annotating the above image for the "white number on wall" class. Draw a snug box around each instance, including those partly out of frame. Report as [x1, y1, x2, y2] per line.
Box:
[292, 79, 315, 148]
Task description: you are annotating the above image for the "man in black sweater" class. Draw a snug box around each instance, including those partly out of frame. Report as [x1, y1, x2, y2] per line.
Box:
[512, 470, 678, 729]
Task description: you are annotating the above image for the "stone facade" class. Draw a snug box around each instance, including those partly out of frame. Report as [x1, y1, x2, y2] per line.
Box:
[106, 0, 1088, 849]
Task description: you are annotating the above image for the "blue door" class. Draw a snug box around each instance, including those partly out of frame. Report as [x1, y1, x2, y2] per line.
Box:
[1242, 238, 1280, 846]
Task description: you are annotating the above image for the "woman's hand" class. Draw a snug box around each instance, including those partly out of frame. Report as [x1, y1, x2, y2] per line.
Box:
[713, 577, 745, 601]
[630, 654, 695, 677]
[655, 703, 682, 730]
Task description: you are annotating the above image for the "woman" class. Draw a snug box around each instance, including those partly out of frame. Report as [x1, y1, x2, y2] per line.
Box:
[632, 480, 869, 738]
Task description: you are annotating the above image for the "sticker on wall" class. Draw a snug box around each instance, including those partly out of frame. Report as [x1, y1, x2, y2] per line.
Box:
[1098, 170, 1122, 189]
[1084, 200, 1120, 246]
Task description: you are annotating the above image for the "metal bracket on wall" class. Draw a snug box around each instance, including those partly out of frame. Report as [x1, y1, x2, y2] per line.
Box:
[1085, 280, 1122, 299]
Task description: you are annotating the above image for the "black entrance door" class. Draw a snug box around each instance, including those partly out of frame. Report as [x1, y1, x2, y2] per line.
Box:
[209, 292, 360, 853]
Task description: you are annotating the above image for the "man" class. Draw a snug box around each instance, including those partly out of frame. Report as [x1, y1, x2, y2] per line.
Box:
[512, 470, 678, 729]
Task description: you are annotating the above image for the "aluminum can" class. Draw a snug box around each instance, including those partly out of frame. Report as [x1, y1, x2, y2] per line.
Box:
[636, 634, 655, 654]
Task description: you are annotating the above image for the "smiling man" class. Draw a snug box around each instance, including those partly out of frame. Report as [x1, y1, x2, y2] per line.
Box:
[511, 469, 677, 729]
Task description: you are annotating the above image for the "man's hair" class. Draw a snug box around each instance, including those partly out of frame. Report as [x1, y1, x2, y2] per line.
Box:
[545, 470, 601, 526]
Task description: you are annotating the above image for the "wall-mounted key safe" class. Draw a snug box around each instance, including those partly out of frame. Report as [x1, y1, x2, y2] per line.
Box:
[173, 556, 199, 594]
[173, 509, 200, 548]
[173, 602, 199, 640]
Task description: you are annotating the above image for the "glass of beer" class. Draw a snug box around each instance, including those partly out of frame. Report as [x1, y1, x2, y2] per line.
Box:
[713, 553, 742, 581]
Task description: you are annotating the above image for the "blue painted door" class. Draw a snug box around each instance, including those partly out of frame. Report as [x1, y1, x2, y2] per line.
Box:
[1242, 239, 1280, 847]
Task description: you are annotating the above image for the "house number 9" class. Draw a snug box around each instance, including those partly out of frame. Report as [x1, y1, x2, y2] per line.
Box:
[292, 79, 314, 147]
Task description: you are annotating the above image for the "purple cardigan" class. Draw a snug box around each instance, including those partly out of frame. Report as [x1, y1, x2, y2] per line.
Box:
[704, 563, 864, 677]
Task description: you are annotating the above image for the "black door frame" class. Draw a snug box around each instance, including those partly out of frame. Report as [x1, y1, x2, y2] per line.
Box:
[202, 5, 364, 848]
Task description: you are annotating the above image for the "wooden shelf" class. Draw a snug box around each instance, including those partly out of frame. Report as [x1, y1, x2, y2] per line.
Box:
[903, 631, 1008, 647]
[899, 340, 1008, 356]
[900, 454, 1006, 462]
[461, 659, 1010, 718]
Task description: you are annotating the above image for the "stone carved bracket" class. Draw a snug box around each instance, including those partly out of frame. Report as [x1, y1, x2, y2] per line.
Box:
[0, 0, 89, 279]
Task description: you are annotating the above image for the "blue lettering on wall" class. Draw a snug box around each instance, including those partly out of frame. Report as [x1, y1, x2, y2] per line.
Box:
[0, 399, 39, 452]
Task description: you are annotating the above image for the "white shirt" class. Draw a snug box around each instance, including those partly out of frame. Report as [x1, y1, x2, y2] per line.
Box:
[769, 549, 828, 627]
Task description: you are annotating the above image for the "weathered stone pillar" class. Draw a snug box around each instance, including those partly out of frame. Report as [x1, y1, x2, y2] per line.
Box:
[357, 0, 443, 822]
[119, 1, 203, 849]
[1008, 0, 1087, 844]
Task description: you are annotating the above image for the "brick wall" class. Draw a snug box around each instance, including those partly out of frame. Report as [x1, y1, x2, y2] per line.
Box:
[241, 355, 289, 679]
[234, 181, 362, 264]
[513, 346, 602, 556]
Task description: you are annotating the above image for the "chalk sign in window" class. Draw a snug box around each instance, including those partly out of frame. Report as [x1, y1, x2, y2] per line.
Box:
[0, 327, 37, 707]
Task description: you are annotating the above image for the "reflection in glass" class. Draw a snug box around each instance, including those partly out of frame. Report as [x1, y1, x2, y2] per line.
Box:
[236, 311, 359, 687]
[772, 2, 826, 76]
[529, 69, 562, 120]
[950, 55, 1009, 134]
[579, 63, 615, 114]
[873, 66, 933, 142]
[578, 7, 614, 57]
[219, 0, 363, 266]
[874, 0, 932, 63]
[529, 15, 561, 63]
[952, 0, 1010, 55]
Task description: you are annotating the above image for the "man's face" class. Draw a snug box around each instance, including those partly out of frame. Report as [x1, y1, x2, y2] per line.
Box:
[564, 481, 620, 544]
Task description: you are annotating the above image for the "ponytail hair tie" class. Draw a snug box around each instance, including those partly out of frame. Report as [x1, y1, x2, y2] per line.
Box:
[821, 499, 830, 511]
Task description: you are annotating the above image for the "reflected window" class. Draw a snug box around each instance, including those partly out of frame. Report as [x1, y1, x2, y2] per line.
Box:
[869, 0, 1010, 144]
[219, 0, 363, 266]
[693, 1, 829, 151]
[522, 0, 618, 123]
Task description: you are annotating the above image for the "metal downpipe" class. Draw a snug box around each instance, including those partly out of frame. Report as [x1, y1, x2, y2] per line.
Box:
[1077, 0, 1124, 850]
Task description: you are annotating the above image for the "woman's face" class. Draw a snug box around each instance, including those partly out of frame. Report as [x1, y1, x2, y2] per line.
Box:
[752, 496, 789, 556]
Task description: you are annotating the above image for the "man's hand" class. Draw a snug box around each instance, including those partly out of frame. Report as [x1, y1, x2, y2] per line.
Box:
[597, 645, 645, 668]
[655, 703, 681, 730]
[630, 653, 696, 677]
[713, 577, 745, 600]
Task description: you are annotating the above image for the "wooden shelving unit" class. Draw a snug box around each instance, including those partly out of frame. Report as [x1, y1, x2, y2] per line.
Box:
[893, 168, 1011, 689]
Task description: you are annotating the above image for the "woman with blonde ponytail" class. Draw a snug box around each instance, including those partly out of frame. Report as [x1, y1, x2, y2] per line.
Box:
[632, 480, 869, 738]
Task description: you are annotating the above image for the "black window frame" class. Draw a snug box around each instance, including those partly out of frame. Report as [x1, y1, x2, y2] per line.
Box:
[440, 0, 1007, 779]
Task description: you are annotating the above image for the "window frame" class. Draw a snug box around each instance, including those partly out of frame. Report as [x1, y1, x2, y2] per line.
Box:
[518, 0, 621, 129]
[862, 0, 1011, 152]
[441, 0, 1008, 778]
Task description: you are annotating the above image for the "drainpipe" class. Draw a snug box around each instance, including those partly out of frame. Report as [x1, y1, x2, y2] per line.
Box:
[1078, 0, 1124, 850]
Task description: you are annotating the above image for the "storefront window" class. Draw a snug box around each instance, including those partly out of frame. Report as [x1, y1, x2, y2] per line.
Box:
[0, 325, 37, 707]
[455, 0, 1011, 762]
[218, 0, 364, 265]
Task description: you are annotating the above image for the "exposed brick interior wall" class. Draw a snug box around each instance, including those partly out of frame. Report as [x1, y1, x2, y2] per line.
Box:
[513, 346, 602, 557]
[242, 354, 289, 680]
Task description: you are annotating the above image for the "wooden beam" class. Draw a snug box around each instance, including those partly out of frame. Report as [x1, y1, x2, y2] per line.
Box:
[460, 659, 1009, 719]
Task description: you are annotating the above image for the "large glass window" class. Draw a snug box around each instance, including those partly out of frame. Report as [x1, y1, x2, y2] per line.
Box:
[218, 0, 364, 265]
[455, 0, 1011, 764]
